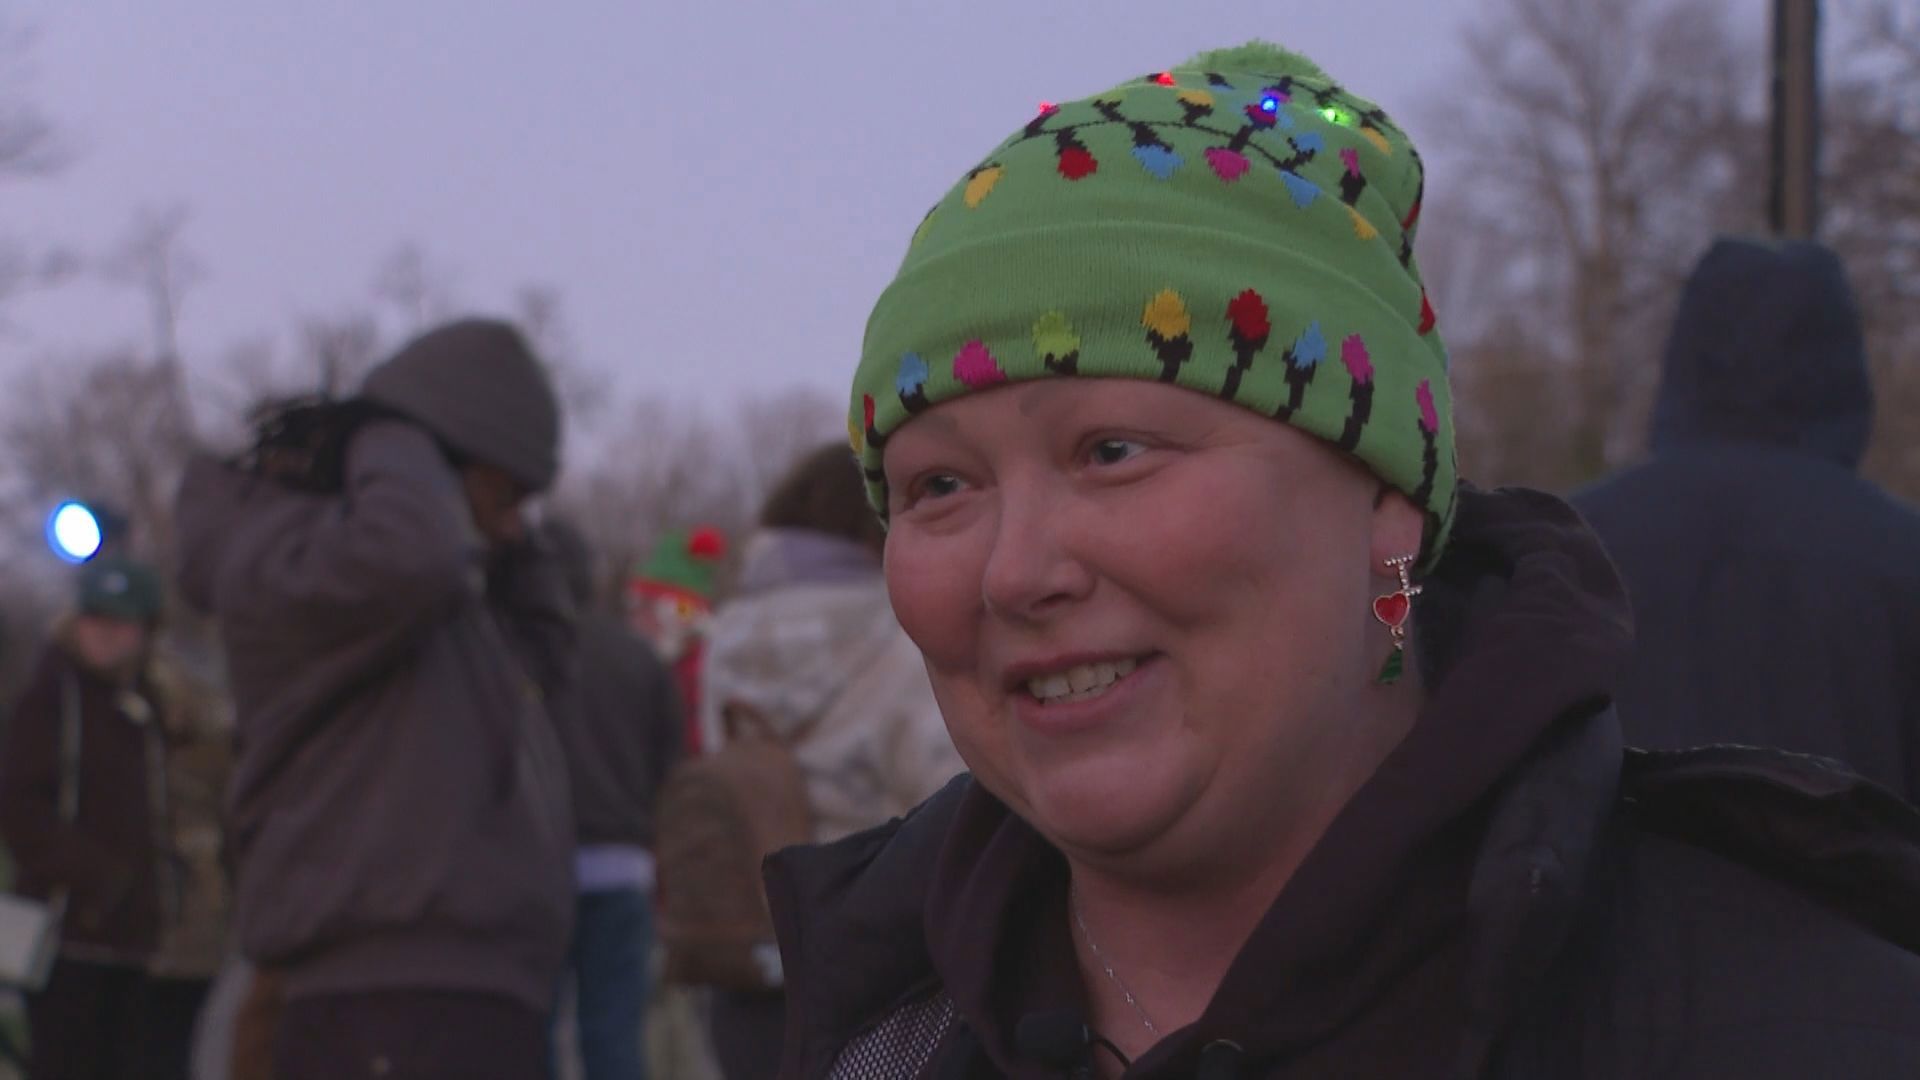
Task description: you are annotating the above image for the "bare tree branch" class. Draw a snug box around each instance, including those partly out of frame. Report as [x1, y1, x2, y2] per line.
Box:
[0, 23, 63, 179]
[732, 389, 846, 514]
[515, 283, 609, 431]
[1429, 0, 1764, 478]
[105, 204, 206, 364]
[1, 351, 201, 564]
[373, 243, 456, 330]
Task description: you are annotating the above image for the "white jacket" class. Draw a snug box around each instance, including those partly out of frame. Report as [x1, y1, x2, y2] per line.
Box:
[699, 530, 964, 844]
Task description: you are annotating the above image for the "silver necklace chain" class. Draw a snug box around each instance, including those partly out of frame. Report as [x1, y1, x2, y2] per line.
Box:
[1069, 883, 1160, 1036]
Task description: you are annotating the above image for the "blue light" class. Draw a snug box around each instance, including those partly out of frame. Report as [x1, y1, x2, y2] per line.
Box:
[48, 502, 103, 564]
[1261, 96, 1281, 113]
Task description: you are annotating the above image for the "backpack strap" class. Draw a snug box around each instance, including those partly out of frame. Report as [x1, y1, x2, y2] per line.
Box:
[41, 669, 86, 927]
[720, 700, 778, 745]
[720, 698, 827, 750]
[57, 670, 81, 826]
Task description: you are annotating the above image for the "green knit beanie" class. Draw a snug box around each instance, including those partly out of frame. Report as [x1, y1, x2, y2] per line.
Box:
[76, 556, 164, 624]
[850, 41, 1457, 561]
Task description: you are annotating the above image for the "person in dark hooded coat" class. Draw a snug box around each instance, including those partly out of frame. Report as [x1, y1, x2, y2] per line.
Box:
[542, 518, 684, 1080]
[764, 43, 1920, 1080]
[1574, 237, 1920, 799]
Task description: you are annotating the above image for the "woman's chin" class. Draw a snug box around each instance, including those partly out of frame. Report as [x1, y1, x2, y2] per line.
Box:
[1015, 751, 1200, 859]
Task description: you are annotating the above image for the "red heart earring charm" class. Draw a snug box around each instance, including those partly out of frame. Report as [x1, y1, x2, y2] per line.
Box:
[1374, 554, 1421, 685]
[1372, 592, 1411, 629]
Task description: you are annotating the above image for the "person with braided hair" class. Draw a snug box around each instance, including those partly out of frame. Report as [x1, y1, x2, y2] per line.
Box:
[175, 318, 577, 1080]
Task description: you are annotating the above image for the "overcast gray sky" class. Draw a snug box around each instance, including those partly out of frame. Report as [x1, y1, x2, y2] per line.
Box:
[6, 1, 1493, 411]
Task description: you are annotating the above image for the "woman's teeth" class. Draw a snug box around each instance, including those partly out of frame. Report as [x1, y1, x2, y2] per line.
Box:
[1027, 658, 1139, 704]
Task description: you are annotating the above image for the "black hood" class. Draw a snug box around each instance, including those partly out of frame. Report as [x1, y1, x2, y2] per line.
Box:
[1650, 237, 1872, 468]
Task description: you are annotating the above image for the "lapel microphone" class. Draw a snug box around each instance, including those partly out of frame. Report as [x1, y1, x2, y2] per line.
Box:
[1016, 1010, 1133, 1077]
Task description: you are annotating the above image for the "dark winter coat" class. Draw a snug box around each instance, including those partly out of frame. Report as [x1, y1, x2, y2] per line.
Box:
[1573, 237, 1920, 799]
[175, 420, 576, 1013]
[765, 488, 1920, 1079]
[556, 610, 684, 850]
[543, 521, 684, 851]
[0, 634, 168, 965]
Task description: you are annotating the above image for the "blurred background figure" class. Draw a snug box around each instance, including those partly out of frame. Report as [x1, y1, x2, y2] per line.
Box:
[690, 442, 964, 1080]
[221, 962, 282, 1080]
[174, 318, 577, 1080]
[626, 528, 728, 756]
[0, 556, 229, 1080]
[1575, 237, 1920, 798]
[544, 518, 684, 1080]
[141, 636, 235, 1080]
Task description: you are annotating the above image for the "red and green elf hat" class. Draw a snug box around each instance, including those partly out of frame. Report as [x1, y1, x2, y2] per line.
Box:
[627, 527, 728, 612]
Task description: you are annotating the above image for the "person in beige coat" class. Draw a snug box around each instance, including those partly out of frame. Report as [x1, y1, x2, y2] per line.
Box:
[697, 441, 964, 1078]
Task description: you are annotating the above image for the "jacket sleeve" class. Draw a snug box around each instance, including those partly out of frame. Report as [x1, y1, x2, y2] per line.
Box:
[646, 650, 687, 809]
[231, 421, 484, 652]
[0, 650, 129, 902]
[488, 530, 579, 702]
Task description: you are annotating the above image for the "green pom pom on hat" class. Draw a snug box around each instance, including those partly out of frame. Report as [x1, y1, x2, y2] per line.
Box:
[1182, 40, 1333, 81]
[850, 39, 1457, 565]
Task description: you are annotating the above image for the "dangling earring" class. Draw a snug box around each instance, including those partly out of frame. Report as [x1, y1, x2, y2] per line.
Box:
[1373, 554, 1421, 685]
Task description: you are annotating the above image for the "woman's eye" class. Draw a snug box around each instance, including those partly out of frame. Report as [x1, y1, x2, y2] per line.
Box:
[1089, 439, 1147, 466]
[914, 473, 966, 501]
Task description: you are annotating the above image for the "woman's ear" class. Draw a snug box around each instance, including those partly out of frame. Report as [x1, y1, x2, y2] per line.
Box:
[1368, 486, 1426, 580]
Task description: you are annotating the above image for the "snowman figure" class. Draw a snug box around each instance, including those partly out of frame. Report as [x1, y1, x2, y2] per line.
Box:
[625, 526, 727, 753]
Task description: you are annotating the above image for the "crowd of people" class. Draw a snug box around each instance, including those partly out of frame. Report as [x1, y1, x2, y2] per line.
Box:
[0, 36, 1917, 1080]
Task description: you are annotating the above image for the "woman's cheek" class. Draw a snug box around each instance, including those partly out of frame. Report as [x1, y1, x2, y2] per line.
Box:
[884, 522, 982, 664]
[928, 673, 998, 781]
[888, 521, 1004, 780]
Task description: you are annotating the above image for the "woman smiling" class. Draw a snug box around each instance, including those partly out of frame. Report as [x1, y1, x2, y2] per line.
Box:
[766, 42, 1920, 1079]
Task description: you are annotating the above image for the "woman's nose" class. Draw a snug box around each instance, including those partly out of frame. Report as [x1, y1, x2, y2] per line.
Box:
[980, 484, 1095, 623]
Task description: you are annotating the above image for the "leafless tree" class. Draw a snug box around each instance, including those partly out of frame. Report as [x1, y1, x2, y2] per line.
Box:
[1830, 0, 1920, 496]
[298, 313, 384, 399]
[1433, 0, 1920, 501]
[1430, 0, 1766, 482]
[0, 21, 69, 332]
[548, 388, 847, 610]
[731, 389, 847, 513]
[516, 284, 610, 432]
[373, 242, 457, 331]
[105, 204, 206, 363]
[555, 396, 750, 609]
[0, 22, 61, 180]
[2, 351, 201, 566]
[1453, 0, 1760, 451]
[1854, 0, 1920, 76]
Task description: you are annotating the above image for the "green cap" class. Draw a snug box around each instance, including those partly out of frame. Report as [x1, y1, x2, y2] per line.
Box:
[851, 41, 1456, 562]
[76, 556, 164, 624]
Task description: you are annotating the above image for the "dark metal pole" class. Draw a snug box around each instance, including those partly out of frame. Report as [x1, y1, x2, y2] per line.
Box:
[1770, 0, 1822, 237]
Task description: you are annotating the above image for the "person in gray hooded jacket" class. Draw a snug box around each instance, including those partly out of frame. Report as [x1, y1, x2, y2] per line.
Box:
[174, 318, 577, 1080]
